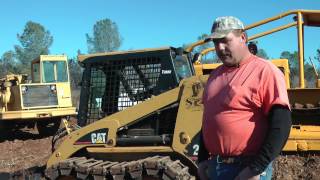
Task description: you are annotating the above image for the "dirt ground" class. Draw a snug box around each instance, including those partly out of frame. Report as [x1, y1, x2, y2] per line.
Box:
[273, 154, 320, 180]
[0, 125, 319, 180]
[0, 127, 51, 179]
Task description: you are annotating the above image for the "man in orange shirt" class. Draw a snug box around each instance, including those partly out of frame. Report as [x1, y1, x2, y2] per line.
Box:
[197, 16, 291, 180]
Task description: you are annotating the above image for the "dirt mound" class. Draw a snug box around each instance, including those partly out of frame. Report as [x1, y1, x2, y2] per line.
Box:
[0, 128, 51, 173]
[273, 154, 320, 180]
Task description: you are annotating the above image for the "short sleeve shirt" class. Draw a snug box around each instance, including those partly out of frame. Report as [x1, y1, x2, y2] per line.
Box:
[202, 55, 290, 156]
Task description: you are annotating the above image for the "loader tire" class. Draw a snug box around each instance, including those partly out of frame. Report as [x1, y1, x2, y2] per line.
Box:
[45, 156, 195, 180]
[0, 121, 15, 135]
[37, 117, 61, 136]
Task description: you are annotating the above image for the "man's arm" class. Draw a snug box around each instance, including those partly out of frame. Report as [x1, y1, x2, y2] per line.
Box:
[197, 129, 210, 180]
[198, 129, 209, 163]
[248, 104, 292, 175]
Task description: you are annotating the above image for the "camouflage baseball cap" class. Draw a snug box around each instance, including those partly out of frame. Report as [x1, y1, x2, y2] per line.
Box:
[209, 16, 244, 39]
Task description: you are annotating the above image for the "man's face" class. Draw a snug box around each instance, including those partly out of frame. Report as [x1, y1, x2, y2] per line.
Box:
[213, 32, 245, 67]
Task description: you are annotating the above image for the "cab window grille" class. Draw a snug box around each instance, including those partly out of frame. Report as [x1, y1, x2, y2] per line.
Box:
[86, 57, 161, 124]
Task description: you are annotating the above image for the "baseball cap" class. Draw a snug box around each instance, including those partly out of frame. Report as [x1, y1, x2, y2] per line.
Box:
[209, 16, 245, 39]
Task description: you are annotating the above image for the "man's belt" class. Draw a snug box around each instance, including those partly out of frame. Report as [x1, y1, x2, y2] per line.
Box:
[214, 155, 253, 164]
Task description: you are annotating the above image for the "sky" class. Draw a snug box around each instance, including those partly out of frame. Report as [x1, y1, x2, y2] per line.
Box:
[1, 0, 320, 60]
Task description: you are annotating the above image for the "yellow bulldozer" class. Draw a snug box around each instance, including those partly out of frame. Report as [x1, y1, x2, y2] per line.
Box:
[45, 9, 320, 179]
[0, 55, 76, 136]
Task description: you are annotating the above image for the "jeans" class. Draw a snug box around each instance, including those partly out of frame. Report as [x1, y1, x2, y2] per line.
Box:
[207, 157, 273, 180]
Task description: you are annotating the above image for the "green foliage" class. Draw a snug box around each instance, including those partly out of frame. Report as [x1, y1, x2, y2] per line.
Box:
[0, 51, 16, 77]
[86, 18, 122, 53]
[248, 41, 269, 59]
[304, 63, 317, 87]
[68, 57, 83, 89]
[280, 51, 299, 69]
[256, 49, 269, 59]
[280, 51, 318, 87]
[315, 49, 320, 63]
[280, 51, 299, 87]
[14, 21, 53, 74]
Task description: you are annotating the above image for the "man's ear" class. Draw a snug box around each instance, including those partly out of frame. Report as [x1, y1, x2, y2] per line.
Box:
[241, 32, 247, 43]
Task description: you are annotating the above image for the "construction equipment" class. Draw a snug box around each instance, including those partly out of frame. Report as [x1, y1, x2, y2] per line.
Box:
[45, 9, 320, 179]
[0, 55, 76, 136]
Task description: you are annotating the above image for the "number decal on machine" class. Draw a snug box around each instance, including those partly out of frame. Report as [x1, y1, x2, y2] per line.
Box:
[192, 144, 199, 156]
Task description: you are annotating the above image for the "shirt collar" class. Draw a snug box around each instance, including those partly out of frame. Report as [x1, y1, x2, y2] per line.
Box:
[223, 54, 255, 69]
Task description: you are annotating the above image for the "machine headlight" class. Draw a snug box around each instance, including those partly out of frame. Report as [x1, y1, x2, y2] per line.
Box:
[21, 86, 28, 94]
[50, 85, 57, 93]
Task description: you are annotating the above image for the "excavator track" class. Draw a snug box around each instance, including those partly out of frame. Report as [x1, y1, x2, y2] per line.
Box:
[45, 155, 195, 180]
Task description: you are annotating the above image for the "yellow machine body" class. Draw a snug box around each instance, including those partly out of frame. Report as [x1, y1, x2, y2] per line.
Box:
[45, 10, 320, 179]
[0, 55, 76, 135]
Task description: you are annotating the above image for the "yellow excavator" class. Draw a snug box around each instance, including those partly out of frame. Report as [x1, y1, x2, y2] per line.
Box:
[0, 55, 76, 135]
[45, 9, 320, 179]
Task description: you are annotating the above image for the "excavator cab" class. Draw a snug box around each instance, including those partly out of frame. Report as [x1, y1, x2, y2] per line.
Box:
[31, 56, 69, 83]
[77, 47, 194, 126]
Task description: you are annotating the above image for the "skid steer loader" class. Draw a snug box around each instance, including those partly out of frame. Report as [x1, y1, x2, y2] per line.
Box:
[0, 55, 76, 136]
[45, 9, 320, 179]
